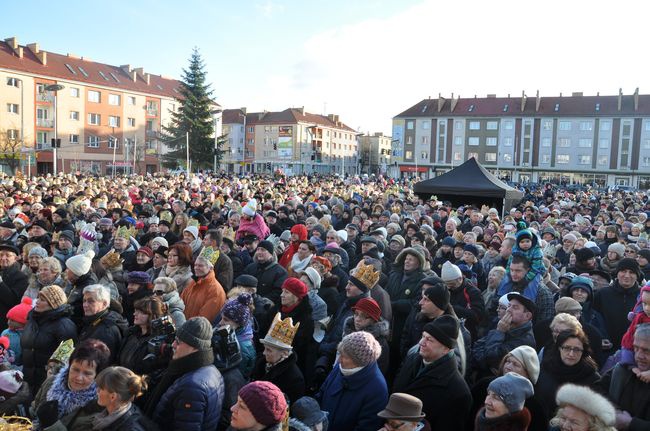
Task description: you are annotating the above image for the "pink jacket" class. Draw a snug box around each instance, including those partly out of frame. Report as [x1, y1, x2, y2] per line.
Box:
[235, 213, 270, 241]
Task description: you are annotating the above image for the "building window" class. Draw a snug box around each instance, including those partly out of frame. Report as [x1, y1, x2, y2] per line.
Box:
[643, 157, 650, 167]
[108, 116, 120, 127]
[6, 78, 19, 87]
[36, 131, 48, 147]
[420, 151, 428, 159]
[501, 153, 511, 162]
[422, 121, 429, 130]
[69, 134, 79, 144]
[421, 136, 429, 145]
[406, 121, 414, 130]
[468, 152, 478, 160]
[128, 96, 136, 105]
[7, 104, 18, 114]
[486, 137, 497, 146]
[486, 121, 498, 130]
[543, 120, 552, 130]
[108, 94, 121, 106]
[578, 139, 592, 148]
[579, 121, 593, 131]
[468, 137, 480, 146]
[108, 138, 119, 149]
[88, 90, 100, 103]
[485, 152, 497, 162]
[502, 137, 513, 146]
[558, 138, 571, 147]
[7, 130, 19, 140]
[87, 135, 99, 148]
[405, 150, 413, 159]
[557, 154, 570, 164]
[599, 139, 609, 149]
[454, 137, 463, 146]
[469, 121, 480, 130]
[542, 137, 551, 147]
[455, 121, 463, 130]
[644, 139, 650, 150]
[248, 127, 254, 133]
[70, 111, 79, 121]
[88, 113, 101, 125]
[559, 121, 571, 131]
[127, 118, 136, 127]
[454, 152, 462, 161]
[578, 155, 591, 164]
[644, 122, 650, 132]
[598, 155, 607, 165]
[542, 154, 551, 164]
[504, 121, 513, 130]
[601, 121, 611, 131]
[70, 87, 80, 98]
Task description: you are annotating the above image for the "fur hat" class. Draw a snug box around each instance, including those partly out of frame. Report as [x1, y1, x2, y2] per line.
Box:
[396, 247, 425, 269]
[488, 372, 534, 413]
[574, 247, 595, 262]
[507, 345, 540, 384]
[441, 261, 462, 282]
[6, 297, 32, 325]
[423, 315, 459, 349]
[66, 250, 95, 277]
[608, 242, 626, 258]
[239, 381, 287, 426]
[337, 331, 382, 367]
[39, 285, 67, 310]
[563, 233, 577, 243]
[222, 293, 253, 327]
[555, 383, 616, 427]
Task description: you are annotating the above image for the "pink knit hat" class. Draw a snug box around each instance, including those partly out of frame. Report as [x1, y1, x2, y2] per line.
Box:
[239, 381, 287, 426]
[337, 331, 382, 367]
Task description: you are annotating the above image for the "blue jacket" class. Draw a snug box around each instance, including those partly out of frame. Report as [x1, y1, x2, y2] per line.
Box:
[316, 361, 387, 431]
[153, 364, 224, 431]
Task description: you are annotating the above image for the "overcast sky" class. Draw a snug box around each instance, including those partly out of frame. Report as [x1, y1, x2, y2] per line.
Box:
[5, 0, 648, 134]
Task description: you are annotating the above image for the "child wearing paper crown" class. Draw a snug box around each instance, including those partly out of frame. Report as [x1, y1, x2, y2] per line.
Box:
[2, 297, 32, 367]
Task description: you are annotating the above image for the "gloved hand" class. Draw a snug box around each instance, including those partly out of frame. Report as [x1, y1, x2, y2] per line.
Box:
[36, 399, 59, 428]
[310, 366, 328, 393]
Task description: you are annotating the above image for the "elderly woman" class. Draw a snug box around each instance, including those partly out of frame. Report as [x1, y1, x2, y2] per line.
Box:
[218, 293, 256, 378]
[21, 285, 77, 393]
[317, 331, 388, 431]
[23, 244, 48, 288]
[309, 256, 340, 316]
[31, 339, 111, 430]
[279, 278, 316, 377]
[549, 383, 617, 431]
[159, 243, 193, 294]
[180, 253, 226, 323]
[79, 285, 129, 363]
[23, 256, 63, 300]
[230, 381, 287, 431]
[483, 266, 506, 307]
[537, 329, 600, 420]
[93, 366, 150, 430]
[122, 271, 153, 325]
[342, 297, 390, 374]
[474, 372, 534, 431]
[153, 276, 185, 328]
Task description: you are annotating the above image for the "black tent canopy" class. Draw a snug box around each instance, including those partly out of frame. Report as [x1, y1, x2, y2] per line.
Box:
[413, 158, 524, 212]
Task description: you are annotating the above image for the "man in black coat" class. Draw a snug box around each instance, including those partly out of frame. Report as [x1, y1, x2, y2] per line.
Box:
[243, 240, 288, 306]
[440, 261, 486, 341]
[393, 315, 472, 430]
[0, 243, 28, 331]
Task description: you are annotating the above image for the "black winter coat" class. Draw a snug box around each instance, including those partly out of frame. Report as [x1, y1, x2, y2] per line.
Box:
[449, 279, 486, 341]
[79, 309, 129, 363]
[67, 271, 99, 328]
[123, 287, 153, 325]
[251, 352, 305, 404]
[393, 352, 472, 430]
[593, 280, 640, 350]
[0, 263, 28, 331]
[385, 268, 424, 346]
[281, 298, 316, 375]
[244, 259, 288, 305]
[21, 305, 77, 390]
[103, 403, 158, 431]
[118, 326, 166, 375]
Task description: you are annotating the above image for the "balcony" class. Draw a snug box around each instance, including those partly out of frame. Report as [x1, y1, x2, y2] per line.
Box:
[146, 109, 158, 117]
[146, 129, 158, 137]
[36, 93, 54, 103]
[36, 118, 54, 128]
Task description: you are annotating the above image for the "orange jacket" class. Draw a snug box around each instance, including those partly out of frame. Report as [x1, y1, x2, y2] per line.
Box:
[181, 270, 226, 323]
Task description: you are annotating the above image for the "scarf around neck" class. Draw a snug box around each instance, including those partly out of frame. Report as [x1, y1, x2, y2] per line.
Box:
[47, 366, 98, 418]
[91, 402, 131, 430]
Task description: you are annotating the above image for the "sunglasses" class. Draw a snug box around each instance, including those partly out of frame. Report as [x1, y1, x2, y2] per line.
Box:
[154, 290, 165, 296]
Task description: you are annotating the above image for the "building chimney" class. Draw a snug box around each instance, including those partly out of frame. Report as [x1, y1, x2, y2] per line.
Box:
[26, 43, 39, 54]
[535, 90, 541, 112]
[36, 51, 47, 65]
[4, 37, 18, 49]
[618, 88, 623, 111]
[572, 92, 583, 97]
[145, 73, 151, 85]
[300, 106, 305, 116]
[486, 94, 496, 98]
[437, 95, 445, 112]
[240, 107, 247, 115]
[120, 64, 132, 75]
[328, 114, 334, 122]
[520, 91, 527, 112]
[634, 87, 639, 111]
[450, 93, 459, 112]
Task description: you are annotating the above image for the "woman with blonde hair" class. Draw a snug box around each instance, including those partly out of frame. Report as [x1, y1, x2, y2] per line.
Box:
[93, 366, 151, 430]
[171, 213, 189, 237]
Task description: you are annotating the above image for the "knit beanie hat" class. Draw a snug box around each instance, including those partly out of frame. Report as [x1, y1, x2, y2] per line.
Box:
[233, 274, 258, 288]
[66, 250, 95, 277]
[423, 315, 459, 349]
[239, 381, 287, 426]
[28, 246, 48, 259]
[337, 331, 382, 367]
[183, 226, 199, 240]
[563, 233, 577, 243]
[127, 271, 152, 285]
[0, 336, 9, 350]
[555, 297, 582, 314]
[386, 223, 401, 233]
[390, 235, 406, 248]
[176, 317, 213, 351]
[422, 281, 450, 311]
[281, 277, 308, 299]
[640, 249, 650, 261]
[151, 237, 169, 249]
[608, 242, 626, 258]
[256, 240, 275, 255]
[616, 257, 641, 279]
[575, 247, 596, 262]
[59, 230, 75, 244]
[487, 372, 534, 413]
[242, 199, 257, 217]
[441, 237, 456, 247]
[39, 285, 67, 309]
[441, 261, 462, 282]
[0, 370, 23, 395]
[336, 230, 348, 242]
[136, 246, 153, 258]
[352, 297, 381, 322]
[507, 345, 540, 384]
[6, 297, 32, 325]
[222, 293, 253, 327]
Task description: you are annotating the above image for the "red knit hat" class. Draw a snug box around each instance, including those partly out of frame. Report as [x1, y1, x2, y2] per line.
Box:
[352, 297, 381, 322]
[0, 336, 9, 350]
[136, 246, 153, 258]
[239, 381, 287, 426]
[281, 277, 308, 299]
[6, 297, 32, 325]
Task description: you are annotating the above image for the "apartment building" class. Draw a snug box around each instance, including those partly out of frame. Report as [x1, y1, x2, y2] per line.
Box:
[0, 36, 183, 175]
[393, 90, 650, 188]
[359, 132, 393, 176]
[224, 107, 359, 175]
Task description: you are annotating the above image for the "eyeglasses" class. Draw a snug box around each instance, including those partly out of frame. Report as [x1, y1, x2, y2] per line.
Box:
[154, 290, 165, 296]
[560, 346, 584, 354]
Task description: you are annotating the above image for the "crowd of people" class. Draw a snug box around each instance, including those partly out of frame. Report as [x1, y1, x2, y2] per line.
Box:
[0, 172, 646, 430]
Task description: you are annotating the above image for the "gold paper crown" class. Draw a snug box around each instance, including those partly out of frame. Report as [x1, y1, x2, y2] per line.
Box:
[222, 226, 235, 243]
[49, 339, 74, 364]
[53, 197, 66, 205]
[199, 246, 220, 265]
[159, 210, 173, 223]
[115, 225, 133, 241]
[51, 231, 61, 242]
[187, 219, 200, 228]
[261, 313, 300, 350]
[351, 261, 380, 290]
[100, 250, 123, 269]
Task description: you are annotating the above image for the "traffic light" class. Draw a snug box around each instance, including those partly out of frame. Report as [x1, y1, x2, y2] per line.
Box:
[273, 142, 277, 150]
[266, 162, 271, 170]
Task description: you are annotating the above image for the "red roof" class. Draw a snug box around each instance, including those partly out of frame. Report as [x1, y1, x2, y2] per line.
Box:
[0, 40, 181, 98]
[395, 94, 650, 118]
[222, 109, 246, 124]
[243, 108, 356, 132]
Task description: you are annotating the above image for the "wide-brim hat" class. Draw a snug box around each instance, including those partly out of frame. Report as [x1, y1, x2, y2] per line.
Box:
[377, 393, 426, 421]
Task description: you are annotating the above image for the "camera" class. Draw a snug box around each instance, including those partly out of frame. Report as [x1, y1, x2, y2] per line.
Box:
[144, 315, 176, 362]
[212, 325, 242, 370]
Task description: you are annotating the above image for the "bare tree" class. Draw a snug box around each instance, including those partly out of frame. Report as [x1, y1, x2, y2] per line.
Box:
[0, 129, 24, 175]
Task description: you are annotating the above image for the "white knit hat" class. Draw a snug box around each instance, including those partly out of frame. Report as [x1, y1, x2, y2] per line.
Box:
[507, 345, 540, 384]
[608, 242, 626, 258]
[242, 199, 257, 217]
[555, 383, 616, 427]
[183, 226, 199, 240]
[441, 261, 462, 282]
[0, 370, 23, 395]
[151, 237, 169, 248]
[336, 230, 348, 242]
[66, 250, 95, 277]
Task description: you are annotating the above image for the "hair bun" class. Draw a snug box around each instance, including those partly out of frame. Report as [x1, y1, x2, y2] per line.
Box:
[237, 292, 253, 307]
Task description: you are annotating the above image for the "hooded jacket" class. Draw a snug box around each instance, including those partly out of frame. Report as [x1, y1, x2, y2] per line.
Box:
[279, 224, 308, 269]
[385, 248, 425, 344]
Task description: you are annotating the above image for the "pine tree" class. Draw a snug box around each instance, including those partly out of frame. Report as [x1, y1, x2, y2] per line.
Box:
[162, 48, 220, 170]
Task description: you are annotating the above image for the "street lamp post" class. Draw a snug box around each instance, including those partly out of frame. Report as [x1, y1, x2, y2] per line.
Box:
[44, 84, 64, 175]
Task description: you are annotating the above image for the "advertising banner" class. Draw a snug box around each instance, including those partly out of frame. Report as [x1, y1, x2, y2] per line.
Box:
[278, 126, 293, 158]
